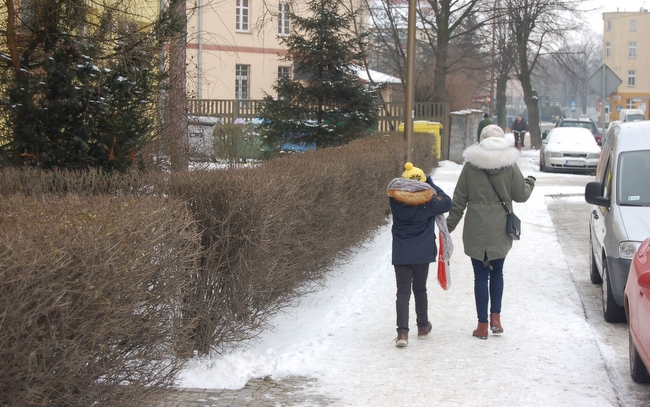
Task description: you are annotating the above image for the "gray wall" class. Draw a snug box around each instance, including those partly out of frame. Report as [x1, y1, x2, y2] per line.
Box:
[449, 110, 484, 164]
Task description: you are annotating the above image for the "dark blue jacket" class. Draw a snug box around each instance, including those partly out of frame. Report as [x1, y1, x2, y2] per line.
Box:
[388, 177, 452, 265]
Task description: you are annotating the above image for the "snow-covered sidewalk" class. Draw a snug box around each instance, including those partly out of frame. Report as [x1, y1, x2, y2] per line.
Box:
[178, 154, 618, 406]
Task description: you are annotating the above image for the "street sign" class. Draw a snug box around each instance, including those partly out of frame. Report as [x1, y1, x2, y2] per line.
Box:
[587, 64, 622, 96]
[570, 100, 577, 112]
[617, 105, 622, 112]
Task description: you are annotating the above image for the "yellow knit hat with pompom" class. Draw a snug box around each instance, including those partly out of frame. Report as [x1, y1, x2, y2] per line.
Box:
[402, 162, 427, 183]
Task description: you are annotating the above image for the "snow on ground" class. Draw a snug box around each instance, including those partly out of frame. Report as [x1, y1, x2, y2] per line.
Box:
[178, 151, 619, 406]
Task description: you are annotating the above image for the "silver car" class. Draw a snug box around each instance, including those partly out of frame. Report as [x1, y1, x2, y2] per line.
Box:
[585, 121, 650, 322]
[540, 127, 601, 174]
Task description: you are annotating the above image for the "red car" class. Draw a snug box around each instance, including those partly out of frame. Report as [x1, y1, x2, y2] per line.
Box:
[625, 237, 650, 383]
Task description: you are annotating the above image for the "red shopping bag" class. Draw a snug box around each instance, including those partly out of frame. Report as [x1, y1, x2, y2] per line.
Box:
[437, 232, 451, 290]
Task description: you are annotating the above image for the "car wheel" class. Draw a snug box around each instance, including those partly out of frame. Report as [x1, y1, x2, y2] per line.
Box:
[589, 236, 602, 284]
[630, 330, 650, 383]
[602, 260, 627, 322]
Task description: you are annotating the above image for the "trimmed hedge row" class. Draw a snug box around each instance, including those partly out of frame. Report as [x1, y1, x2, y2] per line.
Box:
[0, 132, 436, 406]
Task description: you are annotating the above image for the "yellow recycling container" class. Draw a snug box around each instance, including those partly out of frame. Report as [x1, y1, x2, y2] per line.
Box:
[398, 121, 443, 159]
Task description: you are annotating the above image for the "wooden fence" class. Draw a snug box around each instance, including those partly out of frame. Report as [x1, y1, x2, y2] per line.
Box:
[187, 99, 450, 158]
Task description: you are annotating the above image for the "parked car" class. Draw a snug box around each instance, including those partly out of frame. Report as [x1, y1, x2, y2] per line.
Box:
[555, 117, 602, 145]
[625, 237, 650, 383]
[619, 108, 646, 122]
[539, 127, 601, 174]
[585, 121, 650, 322]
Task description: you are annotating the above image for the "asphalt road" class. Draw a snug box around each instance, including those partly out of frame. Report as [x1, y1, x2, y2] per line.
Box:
[531, 154, 650, 407]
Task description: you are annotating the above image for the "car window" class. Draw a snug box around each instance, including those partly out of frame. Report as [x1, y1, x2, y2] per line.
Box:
[625, 114, 645, 122]
[558, 121, 597, 135]
[595, 138, 610, 179]
[617, 150, 650, 206]
[599, 155, 613, 214]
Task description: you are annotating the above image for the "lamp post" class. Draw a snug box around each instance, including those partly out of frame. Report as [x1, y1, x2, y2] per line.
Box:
[490, 0, 497, 119]
[404, 0, 416, 162]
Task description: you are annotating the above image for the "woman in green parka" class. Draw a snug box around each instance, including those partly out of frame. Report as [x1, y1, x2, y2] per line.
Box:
[446, 124, 536, 340]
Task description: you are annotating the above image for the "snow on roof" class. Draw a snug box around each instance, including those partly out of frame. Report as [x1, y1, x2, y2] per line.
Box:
[352, 66, 401, 84]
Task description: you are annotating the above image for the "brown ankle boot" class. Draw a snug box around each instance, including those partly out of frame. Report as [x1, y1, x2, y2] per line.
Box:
[473, 322, 489, 339]
[396, 331, 408, 347]
[490, 313, 504, 334]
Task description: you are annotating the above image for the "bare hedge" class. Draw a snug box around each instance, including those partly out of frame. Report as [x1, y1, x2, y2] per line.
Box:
[0, 195, 201, 407]
[167, 132, 435, 355]
[0, 132, 436, 405]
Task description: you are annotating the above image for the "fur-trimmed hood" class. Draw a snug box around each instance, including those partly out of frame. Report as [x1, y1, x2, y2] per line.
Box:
[386, 178, 434, 205]
[462, 137, 520, 172]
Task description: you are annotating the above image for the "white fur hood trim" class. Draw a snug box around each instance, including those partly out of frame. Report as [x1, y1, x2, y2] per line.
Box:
[462, 137, 520, 170]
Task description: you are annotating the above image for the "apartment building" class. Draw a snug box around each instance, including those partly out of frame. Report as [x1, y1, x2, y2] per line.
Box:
[186, 0, 397, 102]
[602, 10, 650, 121]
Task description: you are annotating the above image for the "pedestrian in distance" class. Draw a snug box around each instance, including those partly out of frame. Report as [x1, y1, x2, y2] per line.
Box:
[477, 112, 492, 143]
[511, 114, 528, 148]
[445, 125, 536, 339]
[387, 162, 452, 347]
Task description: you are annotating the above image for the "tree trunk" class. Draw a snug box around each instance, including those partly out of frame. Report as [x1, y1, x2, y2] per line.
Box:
[496, 71, 508, 130]
[165, 0, 189, 171]
[516, 42, 541, 149]
[432, 37, 449, 103]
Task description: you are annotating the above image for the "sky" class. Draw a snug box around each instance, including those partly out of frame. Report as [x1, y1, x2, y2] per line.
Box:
[584, 0, 650, 34]
[177, 147, 622, 406]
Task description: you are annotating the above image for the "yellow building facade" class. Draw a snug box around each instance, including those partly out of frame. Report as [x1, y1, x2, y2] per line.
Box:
[602, 11, 650, 121]
[184, 0, 396, 102]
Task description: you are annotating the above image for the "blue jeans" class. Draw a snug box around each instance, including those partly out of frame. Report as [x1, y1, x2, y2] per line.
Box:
[394, 264, 430, 333]
[471, 257, 505, 323]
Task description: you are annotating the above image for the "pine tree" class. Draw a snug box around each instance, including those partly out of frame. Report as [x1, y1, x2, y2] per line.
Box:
[0, 0, 172, 172]
[259, 0, 380, 152]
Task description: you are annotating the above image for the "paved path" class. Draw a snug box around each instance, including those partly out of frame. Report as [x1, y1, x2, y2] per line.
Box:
[158, 376, 336, 407]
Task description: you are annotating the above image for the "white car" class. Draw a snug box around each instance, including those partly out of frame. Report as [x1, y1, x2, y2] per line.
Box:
[539, 127, 601, 174]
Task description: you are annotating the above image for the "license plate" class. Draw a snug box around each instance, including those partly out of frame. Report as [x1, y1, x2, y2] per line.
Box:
[566, 160, 585, 166]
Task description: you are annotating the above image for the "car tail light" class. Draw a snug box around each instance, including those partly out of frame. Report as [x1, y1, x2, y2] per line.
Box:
[596, 134, 602, 143]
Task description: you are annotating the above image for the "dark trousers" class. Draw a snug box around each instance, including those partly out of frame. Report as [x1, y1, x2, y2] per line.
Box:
[395, 264, 430, 333]
[471, 256, 505, 323]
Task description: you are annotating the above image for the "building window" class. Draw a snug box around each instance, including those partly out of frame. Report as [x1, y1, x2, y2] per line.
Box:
[235, 64, 249, 100]
[278, 66, 291, 79]
[278, 3, 291, 36]
[631, 20, 637, 31]
[628, 71, 636, 87]
[629, 42, 637, 58]
[626, 98, 635, 109]
[236, 0, 249, 32]
[606, 20, 611, 31]
[605, 42, 611, 58]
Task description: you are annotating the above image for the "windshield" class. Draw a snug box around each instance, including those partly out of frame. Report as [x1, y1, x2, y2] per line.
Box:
[560, 121, 597, 135]
[617, 150, 650, 206]
[625, 114, 645, 122]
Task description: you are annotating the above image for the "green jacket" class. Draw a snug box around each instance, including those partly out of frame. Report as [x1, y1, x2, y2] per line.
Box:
[477, 117, 492, 141]
[446, 136, 535, 261]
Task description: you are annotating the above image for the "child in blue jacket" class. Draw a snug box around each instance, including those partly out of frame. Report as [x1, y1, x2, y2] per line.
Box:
[387, 163, 452, 347]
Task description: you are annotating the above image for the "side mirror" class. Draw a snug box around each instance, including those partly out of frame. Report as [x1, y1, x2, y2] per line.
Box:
[585, 181, 610, 207]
